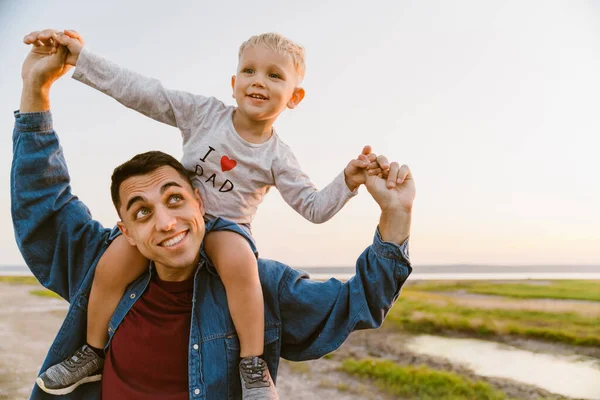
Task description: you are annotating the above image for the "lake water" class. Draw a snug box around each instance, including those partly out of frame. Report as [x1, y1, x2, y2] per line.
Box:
[405, 334, 600, 399]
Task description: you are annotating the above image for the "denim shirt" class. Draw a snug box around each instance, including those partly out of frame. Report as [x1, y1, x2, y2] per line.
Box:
[11, 111, 412, 400]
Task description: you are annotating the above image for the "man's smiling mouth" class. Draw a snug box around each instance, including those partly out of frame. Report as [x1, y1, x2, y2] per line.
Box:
[159, 231, 188, 247]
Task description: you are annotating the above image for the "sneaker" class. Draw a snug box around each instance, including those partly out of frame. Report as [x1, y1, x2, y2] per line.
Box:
[239, 356, 279, 400]
[36, 344, 104, 395]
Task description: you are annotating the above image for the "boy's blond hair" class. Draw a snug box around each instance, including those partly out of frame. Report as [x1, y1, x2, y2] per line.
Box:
[239, 33, 306, 84]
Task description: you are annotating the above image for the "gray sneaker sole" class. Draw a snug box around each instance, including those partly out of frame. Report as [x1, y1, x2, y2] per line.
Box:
[36, 374, 102, 395]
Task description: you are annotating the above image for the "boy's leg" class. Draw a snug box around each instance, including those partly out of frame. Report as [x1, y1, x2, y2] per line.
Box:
[204, 230, 278, 400]
[36, 235, 148, 395]
[87, 235, 148, 348]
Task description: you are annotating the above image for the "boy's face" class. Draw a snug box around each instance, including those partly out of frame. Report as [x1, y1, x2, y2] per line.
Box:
[232, 44, 304, 122]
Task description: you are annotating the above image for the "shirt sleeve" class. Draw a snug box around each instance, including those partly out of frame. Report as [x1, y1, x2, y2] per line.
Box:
[11, 111, 111, 302]
[278, 230, 411, 361]
[72, 47, 213, 142]
[272, 147, 358, 224]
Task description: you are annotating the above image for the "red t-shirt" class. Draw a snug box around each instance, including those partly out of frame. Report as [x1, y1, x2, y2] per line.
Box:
[101, 274, 194, 399]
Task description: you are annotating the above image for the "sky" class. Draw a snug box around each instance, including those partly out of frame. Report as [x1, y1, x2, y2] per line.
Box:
[0, 0, 599, 268]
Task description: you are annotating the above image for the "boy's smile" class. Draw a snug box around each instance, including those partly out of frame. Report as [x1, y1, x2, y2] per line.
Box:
[231, 44, 304, 140]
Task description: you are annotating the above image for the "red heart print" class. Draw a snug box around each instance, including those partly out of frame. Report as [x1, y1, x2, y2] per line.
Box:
[221, 156, 237, 172]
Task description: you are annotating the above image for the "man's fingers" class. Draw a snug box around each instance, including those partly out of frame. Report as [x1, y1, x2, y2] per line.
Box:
[23, 31, 43, 44]
[397, 164, 411, 185]
[368, 168, 383, 175]
[361, 145, 372, 156]
[387, 162, 400, 188]
[377, 155, 390, 171]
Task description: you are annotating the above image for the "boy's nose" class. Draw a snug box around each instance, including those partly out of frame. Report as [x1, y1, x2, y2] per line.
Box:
[251, 77, 265, 88]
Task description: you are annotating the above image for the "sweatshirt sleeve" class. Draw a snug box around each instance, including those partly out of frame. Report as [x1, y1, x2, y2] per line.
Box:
[72, 47, 213, 142]
[272, 146, 358, 224]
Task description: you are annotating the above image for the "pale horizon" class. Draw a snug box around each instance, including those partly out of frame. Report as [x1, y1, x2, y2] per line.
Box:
[1, 1, 599, 268]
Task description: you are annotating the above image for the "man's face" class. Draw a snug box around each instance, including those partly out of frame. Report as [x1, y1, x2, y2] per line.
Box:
[117, 166, 205, 280]
[232, 44, 304, 122]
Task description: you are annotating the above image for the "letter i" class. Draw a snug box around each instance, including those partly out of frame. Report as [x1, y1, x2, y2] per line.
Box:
[199, 146, 216, 162]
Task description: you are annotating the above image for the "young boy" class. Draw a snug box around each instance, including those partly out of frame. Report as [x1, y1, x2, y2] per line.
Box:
[38, 30, 384, 398]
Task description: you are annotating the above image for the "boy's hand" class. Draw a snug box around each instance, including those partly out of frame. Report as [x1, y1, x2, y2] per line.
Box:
[344, 145, 390, 191]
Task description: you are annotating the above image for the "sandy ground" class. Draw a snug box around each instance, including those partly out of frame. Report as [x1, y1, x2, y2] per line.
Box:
[0, 282, 581, 400]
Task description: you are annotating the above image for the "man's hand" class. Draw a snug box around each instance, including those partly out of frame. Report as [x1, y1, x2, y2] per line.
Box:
[20, 29, 72, 112]
[364, 162, 416, 245]
[344, 145, 391, 191]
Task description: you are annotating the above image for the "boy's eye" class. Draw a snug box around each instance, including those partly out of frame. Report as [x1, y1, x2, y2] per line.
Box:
[168, 194, 183, 204]
[135, 208, 150, 220]
[269, 73, 281, 79]
[243, 68, 255, 74]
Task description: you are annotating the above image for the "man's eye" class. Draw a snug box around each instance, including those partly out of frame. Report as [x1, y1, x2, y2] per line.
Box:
[135, 208, 150, 219]
[169, 194, 183, 204]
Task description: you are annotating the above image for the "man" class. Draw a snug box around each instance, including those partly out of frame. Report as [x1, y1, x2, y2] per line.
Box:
[12, 30, 415, 399]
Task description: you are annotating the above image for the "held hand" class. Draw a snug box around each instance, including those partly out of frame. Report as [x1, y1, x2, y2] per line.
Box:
[344, 145, 390, 191]
[364, 162, 415, 213]
[22, 29, 71, 89]
[50, 30, 85, 66]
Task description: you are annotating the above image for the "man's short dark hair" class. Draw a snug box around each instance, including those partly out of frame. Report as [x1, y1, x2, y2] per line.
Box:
[111, 151, 194, 216]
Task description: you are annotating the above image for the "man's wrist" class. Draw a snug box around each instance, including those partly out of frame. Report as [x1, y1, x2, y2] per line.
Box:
[378, 208, 411, 245]
[20, 83, 51, 113]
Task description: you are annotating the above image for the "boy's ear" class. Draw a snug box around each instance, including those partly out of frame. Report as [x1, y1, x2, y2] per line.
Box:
[287, 87, 305, 109]
[117, 221, 137, 247]
[231, 75, 236, 98]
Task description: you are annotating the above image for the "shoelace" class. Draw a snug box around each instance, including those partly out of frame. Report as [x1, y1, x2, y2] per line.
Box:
[241, 360, 268, 385]
[63, 347, 92, 369]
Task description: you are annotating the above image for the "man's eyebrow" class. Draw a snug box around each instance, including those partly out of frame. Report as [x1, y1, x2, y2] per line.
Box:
[160, 181, 183, 194]
[125, 182, 183, 212]
[126, 196, 145, 212]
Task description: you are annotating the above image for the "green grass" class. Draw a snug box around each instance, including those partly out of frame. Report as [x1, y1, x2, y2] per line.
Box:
[341, 358, 509, 400]
[0, 276, 38, 285]
[29, 289, 62, 299]
[409, 280, 600, 302]
[386, 290, 600, 347]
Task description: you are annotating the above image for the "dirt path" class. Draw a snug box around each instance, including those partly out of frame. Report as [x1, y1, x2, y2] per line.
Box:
[0, 282, 577, 400]
[0, 283, 68, 399]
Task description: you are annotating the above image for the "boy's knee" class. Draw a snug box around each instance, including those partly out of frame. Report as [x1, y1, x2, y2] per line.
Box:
[205, 231, 257, 279]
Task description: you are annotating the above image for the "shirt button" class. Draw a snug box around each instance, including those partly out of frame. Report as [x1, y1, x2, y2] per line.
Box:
[193, 344, 199, 350]
[130, 293, 136, 299]
[194, 388, 200, 395]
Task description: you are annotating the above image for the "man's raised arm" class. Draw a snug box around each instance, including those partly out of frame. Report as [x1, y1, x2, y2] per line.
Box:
[278, 159, 415, 361]
[12, 30, 111, 302]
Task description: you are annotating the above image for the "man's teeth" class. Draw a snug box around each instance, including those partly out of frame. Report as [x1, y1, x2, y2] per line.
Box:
[249, 94, 267, 99]
[161, 232, 186, 247]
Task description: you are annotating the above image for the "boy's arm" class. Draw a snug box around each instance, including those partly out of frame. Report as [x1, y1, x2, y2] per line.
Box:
[53, 31, 213, 137]
[273, 148, 359, 224]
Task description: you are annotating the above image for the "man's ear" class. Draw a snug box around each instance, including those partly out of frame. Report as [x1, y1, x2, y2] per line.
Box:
[117, 221, 137, 246]
[231, 75, 236, 98]
[287, 87, 305, 109]
[194, 188, 205, 216]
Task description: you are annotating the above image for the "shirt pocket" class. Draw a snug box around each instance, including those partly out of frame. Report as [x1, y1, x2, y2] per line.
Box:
[225, 326, 280, 399]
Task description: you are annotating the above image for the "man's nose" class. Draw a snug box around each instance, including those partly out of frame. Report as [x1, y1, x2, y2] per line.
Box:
[154, 207, 177, 231]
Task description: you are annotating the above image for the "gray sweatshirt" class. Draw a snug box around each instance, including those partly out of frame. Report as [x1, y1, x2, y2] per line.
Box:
[73, 48, 357, 224]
